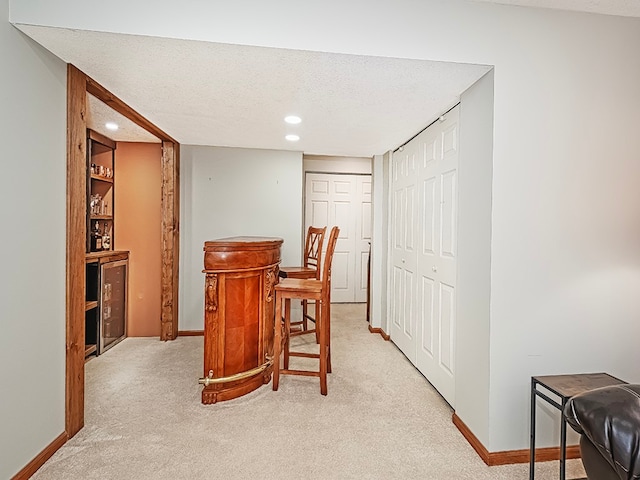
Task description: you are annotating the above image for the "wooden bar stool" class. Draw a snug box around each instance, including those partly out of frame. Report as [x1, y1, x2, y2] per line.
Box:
[273, 226, 339, 395]
[278, 225, 326, 338]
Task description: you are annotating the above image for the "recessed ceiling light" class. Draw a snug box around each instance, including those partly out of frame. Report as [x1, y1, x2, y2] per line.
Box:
[284, 115, 301, 125]
[105, 122, 119, 131]
[285, 134, 300, 142]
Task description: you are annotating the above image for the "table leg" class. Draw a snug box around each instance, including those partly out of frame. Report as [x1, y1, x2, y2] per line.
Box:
[560, 398, 567, 480]
[530, 378, 536, 480]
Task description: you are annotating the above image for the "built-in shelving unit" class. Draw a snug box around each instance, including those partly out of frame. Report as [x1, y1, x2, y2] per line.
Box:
[87, 129, 116, 253]
[85, 129, 128, 359]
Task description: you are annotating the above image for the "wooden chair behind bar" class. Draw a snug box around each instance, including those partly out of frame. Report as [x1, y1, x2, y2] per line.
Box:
[272, 226, 340, 395]
[278, 225, 326, 337]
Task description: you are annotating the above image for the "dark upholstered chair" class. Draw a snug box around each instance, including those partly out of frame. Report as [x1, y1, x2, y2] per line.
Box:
[564, 384, 640, 480]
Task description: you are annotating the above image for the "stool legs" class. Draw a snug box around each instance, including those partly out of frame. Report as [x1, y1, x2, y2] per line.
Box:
[273, 292, 282, 391]
[284, 298, 291, 369]
[272, 291, 330, 395]
[318, 302, 327, 396]
[301, 299, 308, 331]
[314, 300, 321, 343]
[272, 294, 294, 389]
[326, 300, 331, 374]
[296, 300, 320, 343]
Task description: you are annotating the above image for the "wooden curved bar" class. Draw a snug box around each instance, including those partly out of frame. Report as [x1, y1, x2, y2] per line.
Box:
[201, 236, 283, 404]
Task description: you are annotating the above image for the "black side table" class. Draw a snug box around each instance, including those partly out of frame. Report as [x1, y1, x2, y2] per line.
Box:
[529, 373, 626, 480]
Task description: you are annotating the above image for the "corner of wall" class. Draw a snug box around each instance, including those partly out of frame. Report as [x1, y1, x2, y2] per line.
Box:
[454, 67, 494, 448]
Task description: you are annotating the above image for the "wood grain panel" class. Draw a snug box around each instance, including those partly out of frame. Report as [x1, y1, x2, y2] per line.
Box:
[66, 64, 87, 438]
[160, 141, 179, 340]
[202, 238, 281, 403]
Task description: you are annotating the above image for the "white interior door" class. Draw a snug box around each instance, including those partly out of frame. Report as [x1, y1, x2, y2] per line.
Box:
[305, 173, 371, 303]
[389, 106, 459, 406]
[414, 107, 459, 405]
[389, 141, 418, 361]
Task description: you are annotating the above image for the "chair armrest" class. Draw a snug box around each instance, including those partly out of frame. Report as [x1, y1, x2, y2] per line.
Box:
[564, 384, 640, 480]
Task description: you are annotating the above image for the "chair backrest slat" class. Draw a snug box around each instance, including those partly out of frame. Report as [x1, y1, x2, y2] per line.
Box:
[304, 226, 326, 279]
[321, 226, 340, 301]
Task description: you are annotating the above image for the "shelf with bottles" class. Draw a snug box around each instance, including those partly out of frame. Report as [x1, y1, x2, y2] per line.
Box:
[87, 129, 116, 254]
[90, 220, 113, 253]
[89, 132, 115, 180]
[90, 173, 114, 184]
[89, 188, 113, 218]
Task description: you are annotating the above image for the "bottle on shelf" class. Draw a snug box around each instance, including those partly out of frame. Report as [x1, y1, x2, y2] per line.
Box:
[102, 223, 111, 251]
[91, 221, 103, 252]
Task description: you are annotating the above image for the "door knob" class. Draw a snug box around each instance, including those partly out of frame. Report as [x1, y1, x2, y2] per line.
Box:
[432, 266, 437, 272]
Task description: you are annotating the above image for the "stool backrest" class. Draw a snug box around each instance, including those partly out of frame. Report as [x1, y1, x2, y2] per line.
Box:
[304, 226, 326, 279]
[321, 226, 340, 299]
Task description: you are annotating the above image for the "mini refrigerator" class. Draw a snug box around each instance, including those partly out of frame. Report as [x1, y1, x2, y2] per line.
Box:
[100, 258, 128, 353]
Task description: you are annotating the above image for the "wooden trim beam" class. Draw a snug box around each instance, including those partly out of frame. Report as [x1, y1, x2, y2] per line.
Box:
[452, 413, 581, 466]
[66, 64, 87, 438]
[86, 77, 177, 144]
[160, 141, 179, 340]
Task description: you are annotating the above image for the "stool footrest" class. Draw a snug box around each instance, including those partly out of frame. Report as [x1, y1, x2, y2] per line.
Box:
[289, 351, 320, 359]
[281, 369, 321, 378]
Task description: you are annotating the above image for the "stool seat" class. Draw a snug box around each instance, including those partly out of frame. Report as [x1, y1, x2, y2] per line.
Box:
[276, 278, 322, 295]
[279, 266, 317, 280]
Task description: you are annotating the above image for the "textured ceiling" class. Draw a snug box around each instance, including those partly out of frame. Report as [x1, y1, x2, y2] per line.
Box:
[87, 94, 160, 143]
[17, 25, 490, 157]
[17, 0, 639, 156]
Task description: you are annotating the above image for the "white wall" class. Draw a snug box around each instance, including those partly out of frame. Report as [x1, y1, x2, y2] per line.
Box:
[455, 70, 494, 444]
[0, 2, 67, 478]
[11, 0, 640, 453]
[370, 154, 386, 331]
[179, 145, 303, 331]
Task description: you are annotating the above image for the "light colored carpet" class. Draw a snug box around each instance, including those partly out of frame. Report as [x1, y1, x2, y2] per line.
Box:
[33, 304, 586, 479]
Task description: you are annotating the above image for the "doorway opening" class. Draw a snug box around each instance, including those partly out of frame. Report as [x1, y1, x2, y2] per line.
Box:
[66, 65, 180, 438]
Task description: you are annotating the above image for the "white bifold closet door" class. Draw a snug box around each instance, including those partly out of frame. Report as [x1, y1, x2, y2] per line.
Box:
[390, 106, 459, 406]
[305, 173, 371, 303]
